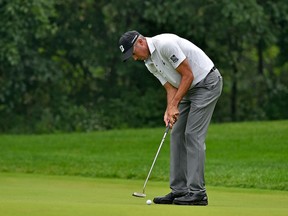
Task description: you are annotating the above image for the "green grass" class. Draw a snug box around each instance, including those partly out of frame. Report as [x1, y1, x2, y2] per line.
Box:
[0, 120, 287, 190]
[0, 173, 287, 216]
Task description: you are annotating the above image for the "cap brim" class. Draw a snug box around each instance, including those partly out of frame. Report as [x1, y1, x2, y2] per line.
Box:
[122, 47, 133, 62]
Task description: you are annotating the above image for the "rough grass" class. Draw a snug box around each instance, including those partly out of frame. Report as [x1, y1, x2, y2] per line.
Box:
[0, 120, 287, 191]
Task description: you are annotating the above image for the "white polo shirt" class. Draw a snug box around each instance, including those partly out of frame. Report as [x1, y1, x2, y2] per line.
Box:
[144, 33, 214, 89]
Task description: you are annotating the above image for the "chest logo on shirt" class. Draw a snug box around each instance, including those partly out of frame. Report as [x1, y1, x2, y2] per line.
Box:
[170, 55, 179, 63]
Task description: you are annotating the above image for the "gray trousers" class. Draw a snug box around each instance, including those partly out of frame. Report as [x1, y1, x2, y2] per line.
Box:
[170, 69, 222, 195]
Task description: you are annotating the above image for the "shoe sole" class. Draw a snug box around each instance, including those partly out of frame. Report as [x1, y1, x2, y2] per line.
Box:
[173, 200, 208, 206]
[153, 200, 173, 204]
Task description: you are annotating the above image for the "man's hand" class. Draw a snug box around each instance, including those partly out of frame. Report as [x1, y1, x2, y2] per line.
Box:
[164, 105, 179, 128]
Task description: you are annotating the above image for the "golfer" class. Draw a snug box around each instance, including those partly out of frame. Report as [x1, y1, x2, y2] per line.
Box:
[118, 30, 222, 205]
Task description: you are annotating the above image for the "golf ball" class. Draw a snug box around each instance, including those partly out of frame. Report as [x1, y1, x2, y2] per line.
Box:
[146, 199, 152, 205]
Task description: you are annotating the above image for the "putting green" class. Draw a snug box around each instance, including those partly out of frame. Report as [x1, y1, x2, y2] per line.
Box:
[0, 173, 287, 216]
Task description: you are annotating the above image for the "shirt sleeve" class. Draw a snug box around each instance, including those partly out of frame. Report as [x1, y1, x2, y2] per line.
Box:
[160, 41, 186, 69]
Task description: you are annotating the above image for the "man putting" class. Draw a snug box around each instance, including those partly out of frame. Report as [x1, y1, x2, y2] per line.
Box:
[118, 30, 222, 205]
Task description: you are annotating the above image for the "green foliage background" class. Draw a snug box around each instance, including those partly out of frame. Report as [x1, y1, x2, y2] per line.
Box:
[0, 0, 287, 133]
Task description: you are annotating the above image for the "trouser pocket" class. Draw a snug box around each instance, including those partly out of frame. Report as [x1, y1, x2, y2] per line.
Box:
[202, 69, 222, 90]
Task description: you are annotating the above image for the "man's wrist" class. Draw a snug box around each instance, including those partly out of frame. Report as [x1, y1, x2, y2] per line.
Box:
[170, 99, 179, 107]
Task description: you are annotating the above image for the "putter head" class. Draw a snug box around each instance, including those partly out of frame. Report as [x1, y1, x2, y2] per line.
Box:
[132, 192, 146, 198]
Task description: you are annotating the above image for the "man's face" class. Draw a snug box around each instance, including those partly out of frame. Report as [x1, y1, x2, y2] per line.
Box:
[132, 38, 149, 61]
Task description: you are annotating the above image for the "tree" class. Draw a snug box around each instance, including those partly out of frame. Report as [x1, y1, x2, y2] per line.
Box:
[0, 0, 287, 133]
[195, 0, 286, 121]
[0, 0, 58, 132]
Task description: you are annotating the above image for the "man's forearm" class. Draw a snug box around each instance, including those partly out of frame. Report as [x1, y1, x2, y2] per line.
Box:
[170, 59, 194, 107]
[170, 74, 193, 107]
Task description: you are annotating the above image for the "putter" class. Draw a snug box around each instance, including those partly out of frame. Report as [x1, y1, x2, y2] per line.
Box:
[132, 124, 170, 198]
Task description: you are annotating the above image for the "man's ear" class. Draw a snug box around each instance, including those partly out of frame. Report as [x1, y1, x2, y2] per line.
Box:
[138, 38, 144, 45]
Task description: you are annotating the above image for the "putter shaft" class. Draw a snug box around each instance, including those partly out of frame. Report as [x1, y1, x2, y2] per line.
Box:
[142, 125, 170, 194]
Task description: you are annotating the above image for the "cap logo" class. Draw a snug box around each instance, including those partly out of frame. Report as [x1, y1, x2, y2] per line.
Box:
[119, 45, 125, 53]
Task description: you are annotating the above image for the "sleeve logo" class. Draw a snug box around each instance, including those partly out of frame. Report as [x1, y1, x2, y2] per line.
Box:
[170, 55, 179, 63]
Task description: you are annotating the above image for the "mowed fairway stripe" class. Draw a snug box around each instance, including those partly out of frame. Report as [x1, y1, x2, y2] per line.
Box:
[0, 173, 287, 216]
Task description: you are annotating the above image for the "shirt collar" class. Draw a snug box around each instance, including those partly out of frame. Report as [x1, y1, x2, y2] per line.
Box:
[145, 37, 156, 64]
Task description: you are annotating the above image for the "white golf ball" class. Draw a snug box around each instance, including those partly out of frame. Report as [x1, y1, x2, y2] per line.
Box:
[146, 199, 152, 205]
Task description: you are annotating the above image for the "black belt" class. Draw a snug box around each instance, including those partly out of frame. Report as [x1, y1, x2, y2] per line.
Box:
[206, 66, 217, 76]
[210, 66, 216, 73]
